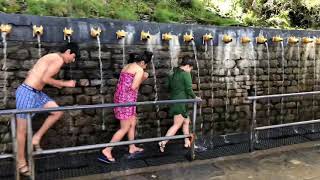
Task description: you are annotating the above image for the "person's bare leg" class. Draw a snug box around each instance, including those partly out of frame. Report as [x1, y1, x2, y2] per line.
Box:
[127, 116, 143, 153]
[161, 114, 184, 146]
[182, 118, 191, 147]
[17, 119, 27, 167]
[102, 120, 131, 160]
[32, 101, 63, 146]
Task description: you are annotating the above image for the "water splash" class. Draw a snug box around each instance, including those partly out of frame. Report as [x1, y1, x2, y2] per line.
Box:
[97, 36, 106, 130]
[120, 38, 126, 67]
[146, 33, 161, 137]
[265, 42, 271, 125]
[312, 43, 316, 132]
[66, 36, 73, 79]
[191, 41, 202, 117]
[37, 34, 42, 58]
[1, 32, 8, 106]
[168, 35, 180, 71]
[209, 40, 215, 137]
[225, 70, 231, 122]
[296, 44, 301, 132]
[280, 42, 285, 124]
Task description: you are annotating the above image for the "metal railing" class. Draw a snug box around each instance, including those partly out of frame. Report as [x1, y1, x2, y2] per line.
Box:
[247, 91, 320, 152]
[0, 99, 201, 180]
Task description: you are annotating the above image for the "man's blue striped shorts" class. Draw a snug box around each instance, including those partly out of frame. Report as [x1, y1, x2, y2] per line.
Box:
[15, 83, 53, 120]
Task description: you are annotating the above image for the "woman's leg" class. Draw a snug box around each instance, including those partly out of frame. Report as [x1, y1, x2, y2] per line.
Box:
[102, 119, 131, 160]
[127, 116, 143, 153]
[161, 114, 184, 146]
[182, 117, 191, 147]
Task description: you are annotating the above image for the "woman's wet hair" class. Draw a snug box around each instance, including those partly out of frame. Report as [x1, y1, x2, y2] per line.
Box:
[128, 51, 153, 64]
[180, 57, 194, 67]
[59, 42, 80, 58]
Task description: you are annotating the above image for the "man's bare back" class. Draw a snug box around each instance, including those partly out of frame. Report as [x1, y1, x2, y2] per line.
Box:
[24, 53, 75, 90]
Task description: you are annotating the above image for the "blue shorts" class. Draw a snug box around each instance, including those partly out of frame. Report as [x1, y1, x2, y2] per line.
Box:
[15, 83, 53, 120]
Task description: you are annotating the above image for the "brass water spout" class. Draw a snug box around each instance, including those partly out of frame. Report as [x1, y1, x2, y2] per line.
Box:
[63, 27, 73, 40]
[272, 36, 283, 42]
[203, 33, 213, 42]
[288, 36, 299, 44]
[116, 30, 126, 39]
[256, 36, 267, 44]
[33, 25, 43, 37]
[222, 34, 232, 43]
[90, 27, 101, 38]
[141, 31, 151, 41]
[0, 24, 12, 34]
[183, 33, 194, 42]
[302, 37, 313, 44]
[241, 36, 251, 44]
[162, 33, 172, 41]
[315, 38, 320, 45]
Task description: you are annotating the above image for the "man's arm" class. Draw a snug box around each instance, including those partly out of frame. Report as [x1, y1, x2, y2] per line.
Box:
[41, 60, 74, 88]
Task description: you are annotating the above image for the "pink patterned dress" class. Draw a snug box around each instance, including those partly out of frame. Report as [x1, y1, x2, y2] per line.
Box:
[114, 72, 138, 120]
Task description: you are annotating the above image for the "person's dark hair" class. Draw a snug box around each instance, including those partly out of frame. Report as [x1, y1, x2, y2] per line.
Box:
[180, 57, 194, 67]
[128, 51, 153, 64]
[59, 42, 80, 59]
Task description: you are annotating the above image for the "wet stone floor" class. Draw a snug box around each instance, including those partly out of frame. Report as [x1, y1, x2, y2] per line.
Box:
[112, 144, 320, 180]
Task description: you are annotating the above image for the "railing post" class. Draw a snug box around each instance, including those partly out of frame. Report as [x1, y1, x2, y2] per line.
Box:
[11, 115, 19, 180]
[250, 99, 257, 152]
[26, 113, 35, 180]
[191, 101, 197, 160]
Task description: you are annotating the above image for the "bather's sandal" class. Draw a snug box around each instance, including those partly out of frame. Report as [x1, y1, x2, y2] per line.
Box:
[158, 141, 166, 153]
[18, 164, 31, 176]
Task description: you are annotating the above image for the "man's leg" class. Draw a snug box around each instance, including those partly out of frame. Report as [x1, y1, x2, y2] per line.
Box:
[17, 118, 27, 167]
[32, 101, 63, 146]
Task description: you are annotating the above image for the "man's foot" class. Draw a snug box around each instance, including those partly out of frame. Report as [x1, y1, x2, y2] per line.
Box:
[18, 164, 31, 176]
[32, 135, 43, 151]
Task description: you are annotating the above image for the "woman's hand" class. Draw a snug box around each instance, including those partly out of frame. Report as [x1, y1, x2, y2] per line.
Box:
[142, 72, 149, 81]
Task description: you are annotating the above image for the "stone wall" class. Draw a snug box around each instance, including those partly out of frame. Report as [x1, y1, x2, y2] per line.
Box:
[0, 13, 320, 153]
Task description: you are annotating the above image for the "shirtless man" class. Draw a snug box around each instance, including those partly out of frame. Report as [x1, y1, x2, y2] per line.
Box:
[15, 42, 80, 176]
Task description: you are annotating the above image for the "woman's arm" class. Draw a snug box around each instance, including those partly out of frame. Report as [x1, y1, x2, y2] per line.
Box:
[131, 68, 144, 91]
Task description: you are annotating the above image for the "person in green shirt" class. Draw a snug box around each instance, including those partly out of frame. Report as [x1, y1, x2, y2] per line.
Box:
[159, 57, 200, 152]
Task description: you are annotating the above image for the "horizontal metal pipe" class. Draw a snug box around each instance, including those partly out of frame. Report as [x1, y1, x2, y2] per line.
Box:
[33, 134, 191, 155]
[0, 99, 201, 115]
[0, 153, 13, 159]
[255, 119, 320, 130]
[247, 91, 320, 101]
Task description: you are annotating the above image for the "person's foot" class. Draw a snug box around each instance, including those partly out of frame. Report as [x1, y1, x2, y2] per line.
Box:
[32, 135, 42, 151]
[129, 146, 144, 154]
[184, 138, 191, 148]
[158, 141, 166, 153]
[18, 163, 31, 176]
[102, 148, 115, 162]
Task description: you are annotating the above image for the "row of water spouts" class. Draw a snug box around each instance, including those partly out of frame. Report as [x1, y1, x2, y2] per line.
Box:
[2, 23, 320, 142]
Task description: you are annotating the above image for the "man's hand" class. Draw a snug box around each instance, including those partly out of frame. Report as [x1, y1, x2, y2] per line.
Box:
[64, 80, 76, 87]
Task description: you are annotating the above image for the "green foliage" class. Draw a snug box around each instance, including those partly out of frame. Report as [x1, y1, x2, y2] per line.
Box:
[69, 0, 107, 18]
[152, 1, 183, 23]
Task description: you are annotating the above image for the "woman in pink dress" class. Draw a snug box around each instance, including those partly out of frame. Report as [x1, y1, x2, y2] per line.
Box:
[99, 51, 153, 163]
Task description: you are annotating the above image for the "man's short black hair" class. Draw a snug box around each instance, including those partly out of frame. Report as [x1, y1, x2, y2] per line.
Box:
[59, 42, 80, 59]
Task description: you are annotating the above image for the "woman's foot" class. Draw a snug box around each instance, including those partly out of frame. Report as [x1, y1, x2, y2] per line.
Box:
[158, 141, 166, 153]
[129, 146, 144, 154]
[184, 138, 191, 148]
[101, 148, 115, 162]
